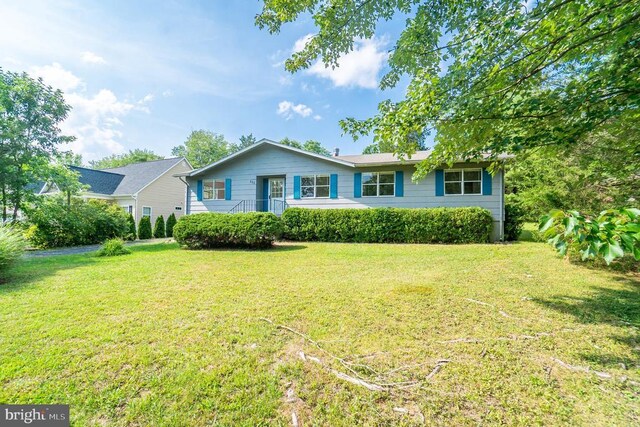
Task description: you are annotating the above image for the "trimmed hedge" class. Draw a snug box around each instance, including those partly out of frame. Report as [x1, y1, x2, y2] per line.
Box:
[154, 215, 166, 238]
[166, 213, 177, 238]
[281, 207, 494, 243]
[138, 217, 152, 240]
[173, 212, 283, 249]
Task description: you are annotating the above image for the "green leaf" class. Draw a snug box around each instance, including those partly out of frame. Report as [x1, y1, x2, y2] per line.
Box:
[539, 216, 555, 232]
[602, 242, 624, 265]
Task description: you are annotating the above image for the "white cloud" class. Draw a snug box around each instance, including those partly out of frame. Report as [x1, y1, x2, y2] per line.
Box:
[305, 37, 388, 89]
[293, 33, 314, 53]
[30, 62, 83, 92]
[81, 51, 107, 65]
[277, 100, 314, 120]
[313, 114, 322, 121]
[30, 63, 148, 160]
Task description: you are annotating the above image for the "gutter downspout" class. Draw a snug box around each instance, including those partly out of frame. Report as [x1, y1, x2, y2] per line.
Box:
[178, 176, 190, 215]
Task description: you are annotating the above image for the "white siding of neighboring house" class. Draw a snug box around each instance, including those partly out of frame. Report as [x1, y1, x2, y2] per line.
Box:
[186, 144, 504, 240]
[135, 159, 191, 226]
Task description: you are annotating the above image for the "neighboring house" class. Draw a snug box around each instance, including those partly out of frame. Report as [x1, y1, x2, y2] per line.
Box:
[176, 139, 507, 241]
[41, 158, 192, 224]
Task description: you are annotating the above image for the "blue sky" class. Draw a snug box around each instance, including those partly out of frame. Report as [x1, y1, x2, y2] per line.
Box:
[1, 0, 409, 161]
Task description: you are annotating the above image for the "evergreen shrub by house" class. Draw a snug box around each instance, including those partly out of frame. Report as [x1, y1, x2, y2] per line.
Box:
[173, 212, 283, 249]
[504, 196, 525, 241]
[281, 207, 494, 243]
[138, 217, 153, 240]
[153, 215, 166, 238]
[126, 214, 136, 240]
[26, 197, 129, 248]
[166, 213, 177, 238]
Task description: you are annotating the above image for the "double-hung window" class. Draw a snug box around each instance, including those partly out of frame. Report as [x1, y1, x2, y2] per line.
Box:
[444, 169, 482, 195]
[362, 172, 395, 197]
[203, 179, 225, 200]
[142, 206, 152, 217]
[301, 175, 330, 198]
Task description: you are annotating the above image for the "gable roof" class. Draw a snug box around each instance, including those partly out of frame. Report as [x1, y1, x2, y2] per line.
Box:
[69, 166, 124, 195]
[101, 157, 185, 195]
[180, 139, 355, 177]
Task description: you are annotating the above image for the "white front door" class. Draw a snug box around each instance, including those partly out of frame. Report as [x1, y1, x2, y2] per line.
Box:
[268, 178, 284, 214]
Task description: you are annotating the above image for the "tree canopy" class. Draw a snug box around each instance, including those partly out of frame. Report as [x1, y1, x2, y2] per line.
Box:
[171, 130, 230, 169]
[257, 0, 640, 178]
[0, 68, 74, 221]
[89, 149, 164, 170]
[280, 137, 332, 156]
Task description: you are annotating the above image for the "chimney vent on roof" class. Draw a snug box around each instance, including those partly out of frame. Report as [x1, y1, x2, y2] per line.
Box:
[333, 148, 340, 157]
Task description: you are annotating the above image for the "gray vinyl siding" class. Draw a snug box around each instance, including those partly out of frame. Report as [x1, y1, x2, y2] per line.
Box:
[187, 144, 504, 239]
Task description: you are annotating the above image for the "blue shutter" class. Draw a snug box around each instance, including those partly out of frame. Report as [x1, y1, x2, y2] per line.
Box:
[435, 170, 444, 196]
[482, 168, 492, 195]
[225, 178, 232, 200]
[196, 180, 203, 201]
[262, 179, 269, 211]
[395, 171, 404, 197]
[354, 172, 362, 198]
[330, 174, 338, 199]
[293, 176, 301, 199]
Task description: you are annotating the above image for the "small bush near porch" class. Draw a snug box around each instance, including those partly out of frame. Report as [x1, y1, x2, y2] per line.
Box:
[1, 242, 637, 425]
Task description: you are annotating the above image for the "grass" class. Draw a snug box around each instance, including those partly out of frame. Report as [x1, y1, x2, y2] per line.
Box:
[1, 241, 638, 425]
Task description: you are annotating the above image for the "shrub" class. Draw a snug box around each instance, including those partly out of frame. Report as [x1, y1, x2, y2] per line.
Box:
[125, 214, 136, 240]
[173, 212, 283, 249]
[153, 215, 166, 238]
[281, 207, 494, 243]
[25, 197, 129, 248]
[138, 216, 153, 240]
[0, 226, 27, 275]
[540, 208, 640, 265]
[96, 238, 131, 257]
[166, 213, 177, 238]
[504, 195, 525, 241]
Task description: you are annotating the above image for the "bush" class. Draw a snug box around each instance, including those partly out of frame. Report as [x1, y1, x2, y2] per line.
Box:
[153, 215, 166, 238]
[281, 207, 494, 243]
[166, 213, 177, 238]
[25, 197, 129, 248]
[138, 216, 152, 240]
[173, 212, 283, 249]
[0, 226, 26, 275]
[125, 214, 136, 240]
[96, 238, 131, 257]
[504, 196, 525, 241]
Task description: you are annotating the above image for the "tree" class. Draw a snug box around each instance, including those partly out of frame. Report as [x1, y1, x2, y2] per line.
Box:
[89, 149, 163, 170]
[362, 144, 380, 155]
[230, 133, 258, 153]
[171, 130, 230, 168]
[47, 163, 85, 206]
[257, 1, 640, 179]
[153, 215, 166, 238]
[165, 213, 177, 238]
[58, 151, 83, 167]
[279, 137, 332, 156]
[138, 216, 152, 240]
[0, 69, 74, 222]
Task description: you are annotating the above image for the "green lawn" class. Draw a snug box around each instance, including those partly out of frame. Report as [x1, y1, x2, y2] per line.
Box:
[1, 241, 638, 426]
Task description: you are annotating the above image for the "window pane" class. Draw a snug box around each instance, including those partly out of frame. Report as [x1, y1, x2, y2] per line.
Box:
[203, 180, 214, 199]
[301, 186, 315, 198]
[464, 170, 481, 181]
[362, 173, 377, 185]
[363, 185, 378, 196]
[142, 207, 151, 217]
[316, 186, 329, 198]
[316, 175, 329, 186]
[464, 181, 481, 194]
[379, 172, 395, 184]
[379, 184, 394, 196]
[445, 182, 462, 195]
[445, 171, 461, 182]
[216, 189, 225, 199]
[214, 180, 225, 189]
[301, 176, 314, 186]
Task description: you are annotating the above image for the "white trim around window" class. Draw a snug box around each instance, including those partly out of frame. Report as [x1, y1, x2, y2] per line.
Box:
[444, 169, 482, 195]
[203, 179, 226, 200]
[301, 174, 330, 198]
[142, 206, 152, 217]
[362, 171, 395, 197]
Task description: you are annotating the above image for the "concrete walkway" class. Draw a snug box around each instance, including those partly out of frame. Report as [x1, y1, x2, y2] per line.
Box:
[25, 238, 174, 258]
